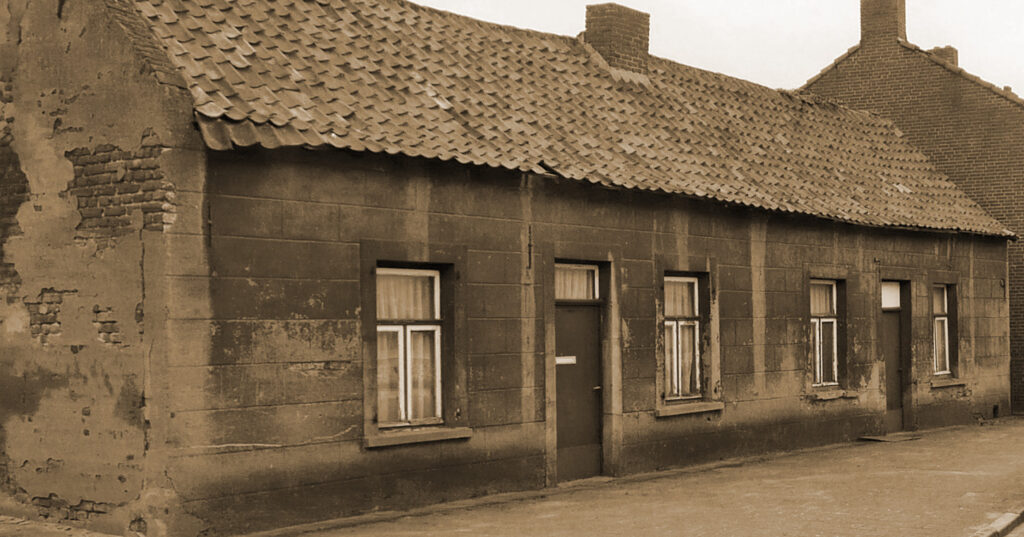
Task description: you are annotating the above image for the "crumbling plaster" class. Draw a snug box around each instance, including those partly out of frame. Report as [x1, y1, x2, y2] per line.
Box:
[0, 1, 205, 535]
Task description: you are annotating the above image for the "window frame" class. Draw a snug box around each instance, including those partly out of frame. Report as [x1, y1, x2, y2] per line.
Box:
[810, 279, 839, 387]
[375, 267, 444, 428]
[932, 284, 952, 376]
[554, 263, 600, 301]
[663, 276, 702, 400]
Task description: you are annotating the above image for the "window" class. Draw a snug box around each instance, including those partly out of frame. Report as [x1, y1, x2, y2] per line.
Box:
[810, 280, 838, 386]
[375, 268, 442, 427]
[933, 284, 953, 375]
[664, 276, 700, 399]
[555, 263, 599, 300]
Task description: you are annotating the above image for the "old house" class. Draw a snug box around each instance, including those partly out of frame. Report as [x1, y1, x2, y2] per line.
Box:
[804, 0, 1024, 413]
[0, 0, 1013, 535]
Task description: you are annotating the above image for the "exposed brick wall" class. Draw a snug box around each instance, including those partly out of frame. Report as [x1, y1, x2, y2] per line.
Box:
[805, 37, 1024, 413]
[585, 3, 650, 73]
[0, 79, 29, 295]
[64, 132, 175, 248]
[166, 149, 1009, 535]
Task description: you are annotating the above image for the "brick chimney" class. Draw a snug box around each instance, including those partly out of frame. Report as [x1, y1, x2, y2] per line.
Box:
[585, 3, 650, 73]
[861, 0, 906, 44]
[929, 46, 958, 67]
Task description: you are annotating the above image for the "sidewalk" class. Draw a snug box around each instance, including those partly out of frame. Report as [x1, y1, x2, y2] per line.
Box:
[254, 417, 1024, 537]
[0, 516, 114, 537]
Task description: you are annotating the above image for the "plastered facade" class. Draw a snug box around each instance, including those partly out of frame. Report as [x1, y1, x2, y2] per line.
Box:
[0, 1, 203, 535]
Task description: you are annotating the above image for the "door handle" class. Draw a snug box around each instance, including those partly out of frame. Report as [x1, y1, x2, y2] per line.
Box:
[593, 386, 602, 391]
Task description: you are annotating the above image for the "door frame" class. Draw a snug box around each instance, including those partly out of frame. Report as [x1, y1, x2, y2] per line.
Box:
[878, 271, 916, 431]
[542, 250, 623, 486]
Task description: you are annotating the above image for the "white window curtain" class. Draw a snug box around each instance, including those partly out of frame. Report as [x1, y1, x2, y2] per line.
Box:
[555, 264, 597, 300]
[375, 268, 442, 426]
[665, 279, 696, 317]
[810, 282, 834, 316]
[377, 272, 436, 320]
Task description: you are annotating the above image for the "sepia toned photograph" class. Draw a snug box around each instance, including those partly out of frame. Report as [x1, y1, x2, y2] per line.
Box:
[0, 0, 1022, 535]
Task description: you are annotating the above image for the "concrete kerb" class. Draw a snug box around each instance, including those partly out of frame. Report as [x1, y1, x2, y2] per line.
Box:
[969, 505, 1024, 537]
[240, 426, 976, 537]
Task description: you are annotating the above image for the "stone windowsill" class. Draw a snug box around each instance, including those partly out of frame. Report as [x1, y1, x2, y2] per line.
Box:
[364, 426, 473, 449]
[931, 376, 967, 389]
[655, 401, 725, 418]
[805, 388, 857, 402]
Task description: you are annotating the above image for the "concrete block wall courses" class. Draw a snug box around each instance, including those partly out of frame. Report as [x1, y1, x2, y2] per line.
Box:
[157, 147, 1012, 535]
[805, 30, 1024, 413]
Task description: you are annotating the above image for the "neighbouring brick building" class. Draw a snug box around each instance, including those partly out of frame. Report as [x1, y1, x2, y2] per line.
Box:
[804, 0, 1024, 413]
[0, 1, 1013, 536]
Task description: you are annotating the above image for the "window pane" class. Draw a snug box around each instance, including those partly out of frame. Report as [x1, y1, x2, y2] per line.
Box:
[810, 282, 834, 316]
[881, 281, 901, 309]
[376, 329, 403, 424]
[666, 279, 696, 318]
[932, 286, 947, 315]
[556, 265, 597, 300]
[934, 318, 948, 372]
[680, 323, 699, 395]
[377, 271, 436, 320]
[408, 328, 439, 420]
[821, 320, 836, 384]
[665, 322, 678, 398]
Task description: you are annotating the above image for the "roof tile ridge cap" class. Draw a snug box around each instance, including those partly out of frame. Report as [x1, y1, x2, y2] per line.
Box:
[801, 44, 861, 89]
[103, 0, 188, 91]
[649, 54, 786, 95]
[898, 39, 1024, 110]
[396, 0, 577, 44]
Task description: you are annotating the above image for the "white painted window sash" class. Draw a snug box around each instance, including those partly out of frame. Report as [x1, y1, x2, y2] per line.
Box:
[375, 267, 443, 427]
[810, 280, 839, 387]
[664, 276, 701, 400]
[934, 316, 951, 375]
[376, 325, 406, 424]
[811, 317, 839, 386]
[406, 324, 443, 420]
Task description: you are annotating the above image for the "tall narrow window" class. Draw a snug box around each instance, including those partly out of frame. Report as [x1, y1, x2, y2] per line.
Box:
[376, 268, 442, 427]
[664, 276, 700, 399]
[810, 280, 838, 386]
[933, 285, 952, 375]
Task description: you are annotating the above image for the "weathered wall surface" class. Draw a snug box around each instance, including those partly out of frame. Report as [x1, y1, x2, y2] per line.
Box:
[0, 1, 201, 535]
[167, 148, 1009, 535]
[805, 39, 1024, 413]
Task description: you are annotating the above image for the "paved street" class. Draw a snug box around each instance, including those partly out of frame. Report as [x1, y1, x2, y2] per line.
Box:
[1, 419, 1022, 537]
[288, 418, 1024, 537]
[0, 516, 113, 537]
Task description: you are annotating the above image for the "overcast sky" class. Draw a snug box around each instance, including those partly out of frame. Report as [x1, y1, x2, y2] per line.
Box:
[413, 0, 1024, 94]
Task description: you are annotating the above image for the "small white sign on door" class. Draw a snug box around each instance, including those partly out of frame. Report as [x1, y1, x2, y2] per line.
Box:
[556, 355, 577, 366]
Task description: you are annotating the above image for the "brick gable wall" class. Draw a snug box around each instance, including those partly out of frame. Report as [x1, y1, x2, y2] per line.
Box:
[806, 41, 1024, 413]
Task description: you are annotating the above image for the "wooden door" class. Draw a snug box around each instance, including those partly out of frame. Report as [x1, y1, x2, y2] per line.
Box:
[882, 310, 903, 432]
[555, 305, 602, 482]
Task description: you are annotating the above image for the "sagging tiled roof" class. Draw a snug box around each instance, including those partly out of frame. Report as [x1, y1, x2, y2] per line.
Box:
[121, 0, 1012, 237]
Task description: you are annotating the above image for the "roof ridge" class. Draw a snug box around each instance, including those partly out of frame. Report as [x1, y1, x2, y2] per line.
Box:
[392, 0, 579, 45]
